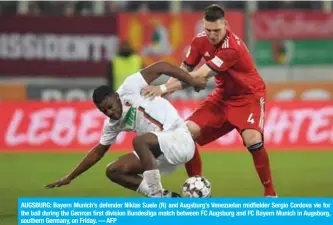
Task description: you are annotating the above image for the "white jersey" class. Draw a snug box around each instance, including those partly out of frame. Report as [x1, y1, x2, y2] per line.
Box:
[99, 72, 186, 146]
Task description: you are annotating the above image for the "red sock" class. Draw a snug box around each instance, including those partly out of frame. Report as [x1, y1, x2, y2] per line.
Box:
[185, 144, 202, 177]
[250, 146, 276, 196]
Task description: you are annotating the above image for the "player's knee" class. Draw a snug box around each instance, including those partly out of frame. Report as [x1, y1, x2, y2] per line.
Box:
[247, 141, 264, 152]
[186, 121, 201, 140]
[106, 162, 130, 182]
[241, 129, 262, 148]
[106, 162, 118, 182]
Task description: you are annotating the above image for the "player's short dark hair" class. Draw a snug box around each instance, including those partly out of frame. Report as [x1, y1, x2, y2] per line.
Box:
[92, 85, 115, 105]
[204, 4, 225, 22]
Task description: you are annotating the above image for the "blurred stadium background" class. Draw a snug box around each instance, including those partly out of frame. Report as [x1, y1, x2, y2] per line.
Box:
[0, 1, 333, 224]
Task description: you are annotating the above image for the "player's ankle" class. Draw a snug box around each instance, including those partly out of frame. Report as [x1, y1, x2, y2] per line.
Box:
[136, 179, 150, 196]
[264, 187, 276, 197]
[143, 169, 163, 195]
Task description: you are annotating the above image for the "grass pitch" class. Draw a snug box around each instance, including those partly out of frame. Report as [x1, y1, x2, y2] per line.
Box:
[1, 151, 332, 225]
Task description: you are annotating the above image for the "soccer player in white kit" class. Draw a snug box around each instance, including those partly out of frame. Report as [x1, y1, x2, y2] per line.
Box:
[45, 61, 207, 197]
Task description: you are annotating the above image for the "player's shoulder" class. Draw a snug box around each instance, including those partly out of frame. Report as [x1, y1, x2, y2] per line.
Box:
[192, 32, 207, 43]
[103, 117, 118, 131]
[195, 31, 207, 38]
[117, 72, 142, 93]
[216, 31, 244, 57]
[122, 71, 143, 86]
[222, 30, 244, 50]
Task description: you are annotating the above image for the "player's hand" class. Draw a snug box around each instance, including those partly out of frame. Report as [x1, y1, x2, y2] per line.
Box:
[191, 75, 208, 92]
[45, 176, 72, 189]
[161, 90, 174, 99]
[141, 85, 163, 100]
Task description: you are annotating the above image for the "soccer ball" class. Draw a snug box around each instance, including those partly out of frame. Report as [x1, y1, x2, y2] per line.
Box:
[182, 175, 211, 197]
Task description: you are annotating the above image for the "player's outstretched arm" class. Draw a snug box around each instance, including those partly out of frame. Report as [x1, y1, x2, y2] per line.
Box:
[141, 61, 207, 98]
[141, 61, 205, 88]
[163, 63, 216, 94]
[163, 63, 196, 94]
[45, 144, 110, 189]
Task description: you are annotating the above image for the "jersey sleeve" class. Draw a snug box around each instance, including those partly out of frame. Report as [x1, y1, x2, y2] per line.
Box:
[117, 72, 148, 97]
[183, 38, 202, 68]
[206, 49, 239, 73]
[99, 119, 120, 146]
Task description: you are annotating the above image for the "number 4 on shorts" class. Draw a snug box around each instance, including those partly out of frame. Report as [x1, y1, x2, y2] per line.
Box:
[247, 113, 255, 124]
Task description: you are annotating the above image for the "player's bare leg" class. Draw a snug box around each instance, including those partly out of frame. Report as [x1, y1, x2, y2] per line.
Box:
[241, 129, 277, 197]
[106, 153, 145, 192]
[106, 153, 181, 197]
[132, 133, 164, 197]
[186, 121, 201, 140]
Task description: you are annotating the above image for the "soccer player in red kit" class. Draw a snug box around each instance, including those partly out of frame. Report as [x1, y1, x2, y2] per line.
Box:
[142, 4, 277, 197]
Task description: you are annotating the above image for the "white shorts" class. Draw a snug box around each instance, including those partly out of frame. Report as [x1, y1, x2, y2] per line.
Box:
[133, 125, 195, 175]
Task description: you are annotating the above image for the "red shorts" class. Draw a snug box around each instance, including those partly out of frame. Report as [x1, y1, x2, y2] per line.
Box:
[186, 97, 265, 146]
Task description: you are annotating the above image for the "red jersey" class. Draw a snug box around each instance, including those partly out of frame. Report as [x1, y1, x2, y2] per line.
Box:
[184, 30, 266, 104]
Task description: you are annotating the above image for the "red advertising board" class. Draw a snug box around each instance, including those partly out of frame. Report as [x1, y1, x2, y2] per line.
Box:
[252, 11, 333, 40]
[0, 100, 332, 152]
[0, 16, 118, 76]
[117, 12, 244, 66]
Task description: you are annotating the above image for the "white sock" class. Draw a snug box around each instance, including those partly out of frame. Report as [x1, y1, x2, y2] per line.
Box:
[136, 179, 150, 196]
[143, 169, 163, 197]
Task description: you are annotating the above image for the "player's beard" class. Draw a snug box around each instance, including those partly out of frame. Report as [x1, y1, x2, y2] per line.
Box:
[209, 38, 220, 45]
[210, 38, 218, 44]
[208, 35, 223, 45]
